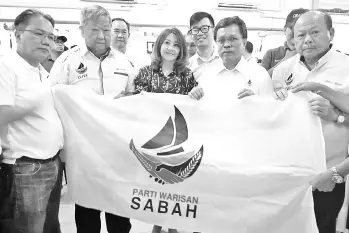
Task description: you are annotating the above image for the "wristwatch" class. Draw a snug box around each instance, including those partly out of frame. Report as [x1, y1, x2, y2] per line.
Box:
[331, 166, 344, 184]
[337, 112, 345, 124]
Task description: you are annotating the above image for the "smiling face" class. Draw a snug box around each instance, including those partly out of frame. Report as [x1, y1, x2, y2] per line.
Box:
[294, 11, 334, 62]
[160, 33, 180, 63]
[216, 24, 246, 68]
[191, 17, 214, 49]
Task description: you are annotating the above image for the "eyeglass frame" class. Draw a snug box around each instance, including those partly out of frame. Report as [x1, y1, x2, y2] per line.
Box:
[19, 29, 56, 42]
[216, 36, 244, 45]
[189, 25, 212, 35]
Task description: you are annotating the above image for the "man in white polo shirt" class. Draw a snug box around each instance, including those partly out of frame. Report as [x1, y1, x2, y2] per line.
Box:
[187, 12, 221, 81]
[49, 5, 133, 233]
[189, 16, 273, 100]
[0, 9, 64, 233]
[272, 10, 349, 233]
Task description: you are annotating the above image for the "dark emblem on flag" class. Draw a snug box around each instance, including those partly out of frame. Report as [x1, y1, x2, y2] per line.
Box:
[130, 106, 203, 185]
[247, 79, 252, 86]
[285, 73, 293, 86]
[76, 62, 87, 74]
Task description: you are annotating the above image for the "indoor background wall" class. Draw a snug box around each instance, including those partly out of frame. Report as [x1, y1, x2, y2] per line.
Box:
[0, 0, 348, 63]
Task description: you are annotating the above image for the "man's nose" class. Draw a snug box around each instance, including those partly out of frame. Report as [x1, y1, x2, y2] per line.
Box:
[97, 30, 105, 39]
[197, 29, 204, 36]
[223, 41, 231, 48]
[304, 33, 313, 44]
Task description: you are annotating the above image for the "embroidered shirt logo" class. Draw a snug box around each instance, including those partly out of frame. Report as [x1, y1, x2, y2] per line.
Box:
[285, 73, 294, 86]
[75, 62, 88, 79]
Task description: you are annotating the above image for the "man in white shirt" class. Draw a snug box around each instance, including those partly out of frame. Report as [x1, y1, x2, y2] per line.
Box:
[0, 9, 64, 233]
[49, 5, 132, 233]
[189, 16, 273, 100]
[187, 12, 221, 81]
[272, 10, 349, 233]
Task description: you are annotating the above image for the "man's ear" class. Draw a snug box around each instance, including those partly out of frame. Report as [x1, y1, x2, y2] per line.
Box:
[242, 38, 247, 49]
[329, 27, 335, 42]
[14, 30, 22, 43]
[79, 26, 85, 38]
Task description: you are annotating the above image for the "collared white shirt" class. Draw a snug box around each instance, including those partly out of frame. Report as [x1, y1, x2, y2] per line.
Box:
[199, 57, 273, 100]
[49, 45, 135, 97]
[273, 49, 349, 168]
[0, 52, 64, 163]
[188, 44, 222, 81]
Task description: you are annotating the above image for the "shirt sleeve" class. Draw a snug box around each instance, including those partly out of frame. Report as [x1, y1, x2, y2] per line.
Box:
[0, 61, 16, 106]
[261, 50, 272, 71]
[271, 63, 287, 91]
[134, 66, 151, 94]
[48, 52, 70, 86]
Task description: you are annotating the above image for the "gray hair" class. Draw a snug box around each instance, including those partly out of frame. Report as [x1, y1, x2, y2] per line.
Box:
[80, 5, 111, 28]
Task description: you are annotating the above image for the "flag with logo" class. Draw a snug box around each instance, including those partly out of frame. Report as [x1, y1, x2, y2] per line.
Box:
[53, 86, 325, 233]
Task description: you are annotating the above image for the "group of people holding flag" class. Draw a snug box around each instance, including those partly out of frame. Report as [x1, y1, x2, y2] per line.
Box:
[0, 3, 349, 233]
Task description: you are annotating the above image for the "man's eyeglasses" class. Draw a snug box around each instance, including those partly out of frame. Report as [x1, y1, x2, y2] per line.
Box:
[189, 25, 211, 35]
[20, 29, 55, 42]
[216, 36, 242, 45]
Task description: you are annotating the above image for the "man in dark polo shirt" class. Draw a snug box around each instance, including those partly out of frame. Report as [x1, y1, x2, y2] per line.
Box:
[261, 8, 308, 77]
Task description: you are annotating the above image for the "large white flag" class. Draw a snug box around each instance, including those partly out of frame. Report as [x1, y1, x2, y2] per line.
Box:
[53, 86, 325, 233]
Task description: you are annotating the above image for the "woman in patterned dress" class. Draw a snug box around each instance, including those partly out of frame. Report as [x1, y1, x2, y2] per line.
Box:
[133, 28, 197, 233]
[134, 28, 197, 96]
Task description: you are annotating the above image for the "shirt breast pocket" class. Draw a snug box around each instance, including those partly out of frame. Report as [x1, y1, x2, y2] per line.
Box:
[103, 71, 129, 97]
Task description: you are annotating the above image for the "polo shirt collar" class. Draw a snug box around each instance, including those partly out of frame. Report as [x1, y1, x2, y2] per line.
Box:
[13, 51, 39, 70]
[217, 56, 249, 77]
[284, 41, 292, 51]
[298, 47, 334, 69]
[12, 51, 48, 78]
[80, 44, 113, 60]
[195, 43, 220, 63]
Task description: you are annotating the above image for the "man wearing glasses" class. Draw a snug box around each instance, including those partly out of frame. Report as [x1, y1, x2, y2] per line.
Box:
[187, 12, 221, 81]
[49, 5, 133, 233]
[0, 9, 64, 233]
[189, 16, 272, 100]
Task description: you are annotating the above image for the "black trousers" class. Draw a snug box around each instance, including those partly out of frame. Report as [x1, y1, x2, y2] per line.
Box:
[75, 204, 131, 233]
[313, 183, 345, 233]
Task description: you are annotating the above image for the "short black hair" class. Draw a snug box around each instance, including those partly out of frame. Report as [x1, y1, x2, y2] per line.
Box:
[190, 12, 215, 28]
[214, 16, 247, 41]
[112, 18, 130, 33]
[14, 9, 55, 29]
[245, 41, 253, 54]
[284, 8, 309, 29]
